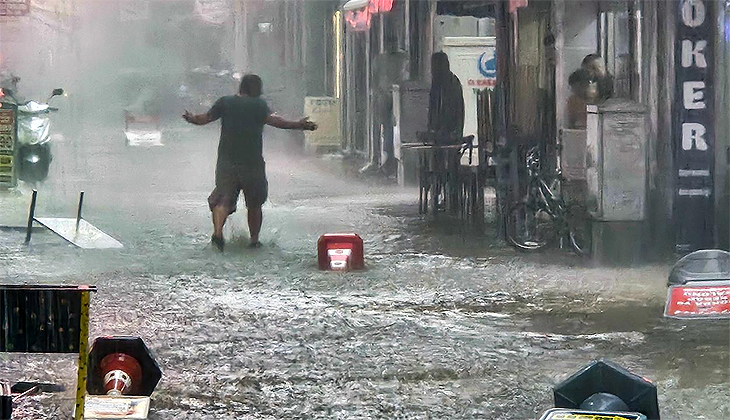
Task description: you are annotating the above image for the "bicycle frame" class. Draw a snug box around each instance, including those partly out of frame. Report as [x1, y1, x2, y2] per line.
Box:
[525, 175, 565, 217]
[507, 147, 590, 254]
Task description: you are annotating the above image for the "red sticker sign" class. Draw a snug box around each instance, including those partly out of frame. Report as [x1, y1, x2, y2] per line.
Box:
[467, 79, 497, 88]
[665, 284, 730, 319]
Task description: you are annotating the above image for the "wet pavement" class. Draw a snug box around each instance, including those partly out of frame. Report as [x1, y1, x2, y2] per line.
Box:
[0, 121, 728, 419]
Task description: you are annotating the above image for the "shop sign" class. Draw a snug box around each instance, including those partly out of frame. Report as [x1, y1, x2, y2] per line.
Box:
[194, 0, 230, 25]
[304, 97, 341, 149]
[344, 0, 394, 31]
[0, 0, 29, 16]
[0, 104, 17, 188]
[674, 0, 716, 252]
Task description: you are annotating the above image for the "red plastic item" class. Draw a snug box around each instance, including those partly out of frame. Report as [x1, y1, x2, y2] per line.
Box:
[317, 234, 364, 271]
[99, 353, 143, 396]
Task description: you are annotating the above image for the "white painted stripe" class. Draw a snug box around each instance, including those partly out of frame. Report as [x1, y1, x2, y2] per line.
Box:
[678, 188, 712, 197]
[679, 169, 711, 177]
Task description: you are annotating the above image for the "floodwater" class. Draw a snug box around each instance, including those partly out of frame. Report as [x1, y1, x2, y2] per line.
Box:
[1, 122, 728, 419]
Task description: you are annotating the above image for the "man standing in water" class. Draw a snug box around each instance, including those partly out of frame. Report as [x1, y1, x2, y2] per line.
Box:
[183, 74, 317, 251]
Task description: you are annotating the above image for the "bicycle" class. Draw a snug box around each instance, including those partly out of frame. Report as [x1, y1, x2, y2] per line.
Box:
[505, 147, 591, 255]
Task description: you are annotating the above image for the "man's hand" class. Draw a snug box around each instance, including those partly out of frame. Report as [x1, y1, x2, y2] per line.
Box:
[299, 117, 318, 131]
[183, 110, 215, 125]
[265, 114, 317, 130]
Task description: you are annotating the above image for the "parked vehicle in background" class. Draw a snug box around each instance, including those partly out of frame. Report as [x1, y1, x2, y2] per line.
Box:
[1, 87, 64, 185]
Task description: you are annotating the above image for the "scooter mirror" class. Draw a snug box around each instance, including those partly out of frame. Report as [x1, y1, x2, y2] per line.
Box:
[51, 88, 64, 97]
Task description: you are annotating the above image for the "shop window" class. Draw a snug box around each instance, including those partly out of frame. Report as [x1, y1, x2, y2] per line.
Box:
[383, 0, 407, 53]
[599, 3, 632, 99]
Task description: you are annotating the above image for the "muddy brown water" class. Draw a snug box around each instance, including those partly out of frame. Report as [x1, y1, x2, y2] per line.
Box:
[1, 125, 728, 419]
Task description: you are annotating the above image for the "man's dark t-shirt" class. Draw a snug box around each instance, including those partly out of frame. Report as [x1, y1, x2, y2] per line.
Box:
[208, 95, 270, 171]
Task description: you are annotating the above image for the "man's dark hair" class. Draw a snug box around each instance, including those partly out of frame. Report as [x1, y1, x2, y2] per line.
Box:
[239, 74, 263, 97]
[569, 68, 590, 87]
[581, 54, 603, 67]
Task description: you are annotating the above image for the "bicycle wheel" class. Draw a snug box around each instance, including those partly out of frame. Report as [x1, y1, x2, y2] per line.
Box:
[567, 204, 592, 256]
[506, 202, 556, 251]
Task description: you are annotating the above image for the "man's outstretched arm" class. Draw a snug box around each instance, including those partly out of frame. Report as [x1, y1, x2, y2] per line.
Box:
[183, 110, 217, 125]
[265, 114, 317, 131]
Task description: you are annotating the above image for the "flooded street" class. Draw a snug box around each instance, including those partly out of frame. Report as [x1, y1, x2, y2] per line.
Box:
[0, 122, 727, 419]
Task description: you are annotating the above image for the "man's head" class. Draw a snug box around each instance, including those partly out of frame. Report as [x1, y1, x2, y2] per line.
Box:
[581, 54, 606, 77]
[568, 68, 590, 97]
[431, 52, 451, 82]
[239, 74, 263, 97]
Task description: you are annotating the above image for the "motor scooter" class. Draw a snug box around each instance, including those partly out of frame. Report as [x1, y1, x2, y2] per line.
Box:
[0, 87, 64, 184]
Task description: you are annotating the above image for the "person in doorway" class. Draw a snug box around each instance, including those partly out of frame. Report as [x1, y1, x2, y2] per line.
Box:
[369, 50, 409, 177]
[183, 74, 317, 251]
[427, 52, 465, 212]
[567, 68, 590, 129]
[580, 54, 614, 102]
[427, 52, 464, 145]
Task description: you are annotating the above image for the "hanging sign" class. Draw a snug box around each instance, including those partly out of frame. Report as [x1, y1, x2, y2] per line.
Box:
[344, 0, 393, 31]
[304, 97, 341, 150]
[0, 0, 29, 16]
[0, 103, 17, 188]
[194, 0, 230, 25]
[674, 0, 715, 252]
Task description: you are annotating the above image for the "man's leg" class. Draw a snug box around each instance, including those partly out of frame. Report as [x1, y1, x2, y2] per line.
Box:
[208, 173, 237, 251]
[243, 172, 267, 247]
[211, 205, 230, 239]
[247, 206, 263, 246]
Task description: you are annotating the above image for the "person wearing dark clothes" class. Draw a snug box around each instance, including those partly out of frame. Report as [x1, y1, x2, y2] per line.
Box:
[183, 74, 317, 251]
[580, 54, 614, 102]
[427, 52, 465, 212]
[428, 52, 465, 144]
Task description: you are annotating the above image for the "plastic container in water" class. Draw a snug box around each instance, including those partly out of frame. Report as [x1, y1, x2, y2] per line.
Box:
[665, 250, 730, 319]
[668, 249, 730, 286]
[317, 234, 364, 271]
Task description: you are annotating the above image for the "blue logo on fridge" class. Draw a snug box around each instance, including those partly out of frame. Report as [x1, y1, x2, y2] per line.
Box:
[478, 49, 497, 79]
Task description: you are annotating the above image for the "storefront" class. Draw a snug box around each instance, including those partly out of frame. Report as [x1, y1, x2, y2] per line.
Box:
[334, 0, 728, 253]
[509, 0, 729, 254]
[340, 0, 428, 165]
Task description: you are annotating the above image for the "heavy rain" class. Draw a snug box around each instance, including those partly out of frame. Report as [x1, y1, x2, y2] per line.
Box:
[0, 0, 729, 419]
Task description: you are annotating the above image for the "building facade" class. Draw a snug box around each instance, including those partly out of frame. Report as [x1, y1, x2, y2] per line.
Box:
[335, 0, 729, 253]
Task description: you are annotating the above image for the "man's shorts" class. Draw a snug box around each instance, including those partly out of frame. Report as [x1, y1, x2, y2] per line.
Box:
[208, 163, 268, 215]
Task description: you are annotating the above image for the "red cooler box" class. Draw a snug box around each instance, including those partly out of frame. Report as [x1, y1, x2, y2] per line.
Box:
[317, 234, 364, 271]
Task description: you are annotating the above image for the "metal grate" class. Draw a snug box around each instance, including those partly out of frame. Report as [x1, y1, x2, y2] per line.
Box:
[0, 285, 95, 353]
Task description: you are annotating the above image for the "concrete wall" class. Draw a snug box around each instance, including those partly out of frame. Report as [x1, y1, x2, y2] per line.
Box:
[434, 15, 495, 53]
